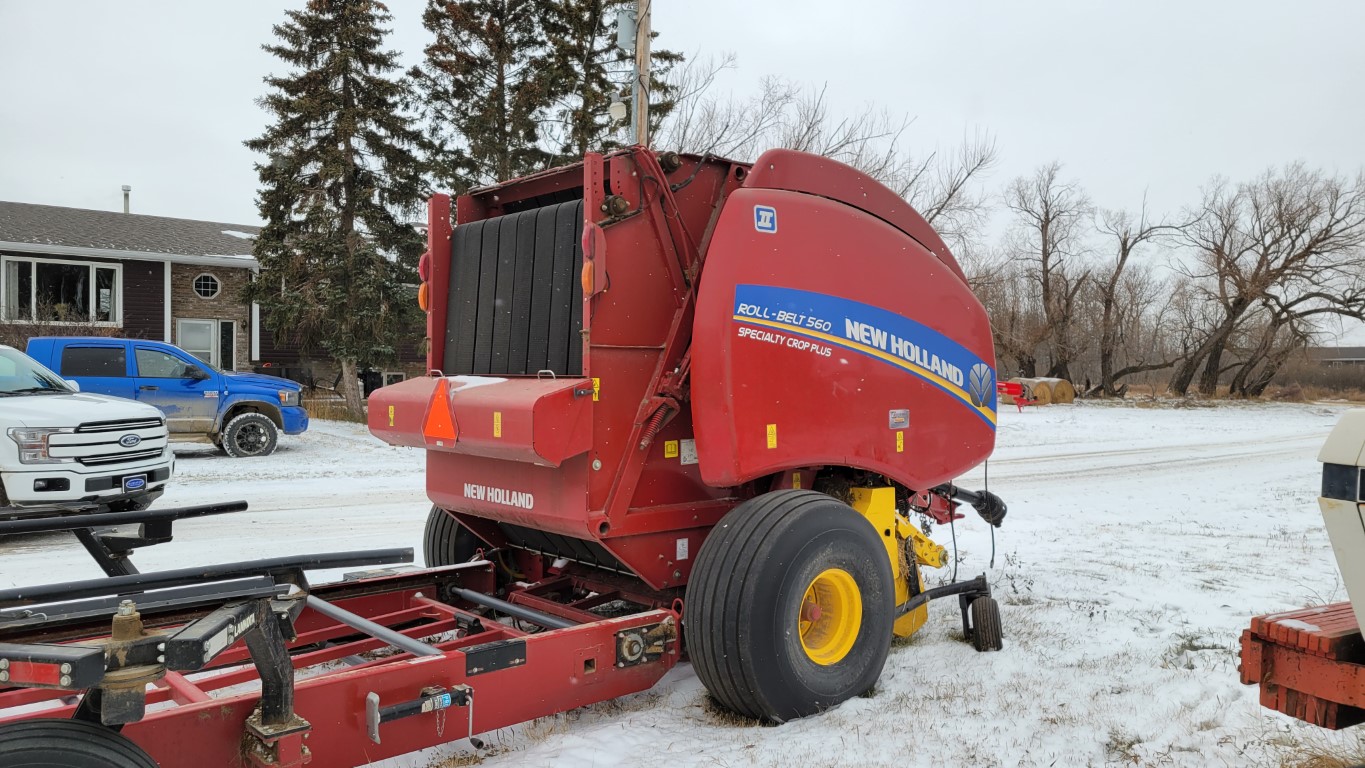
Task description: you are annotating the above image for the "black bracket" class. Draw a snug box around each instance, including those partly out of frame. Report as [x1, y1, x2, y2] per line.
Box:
[895, 573, 991, 620]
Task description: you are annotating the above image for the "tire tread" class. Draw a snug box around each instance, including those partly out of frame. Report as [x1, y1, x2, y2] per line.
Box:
[0, 718, 159, 767]
[686, 490, 873, 720]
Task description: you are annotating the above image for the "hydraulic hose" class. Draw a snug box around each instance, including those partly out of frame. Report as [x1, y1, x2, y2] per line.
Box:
[933, 483, 1007, 528]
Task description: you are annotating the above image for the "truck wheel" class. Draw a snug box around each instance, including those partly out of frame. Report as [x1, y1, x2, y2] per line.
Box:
[221, 413, 279, 458]
[0, 718, 159, 767]
[423, 506, 482, 566]
[684, 490, 894, 722]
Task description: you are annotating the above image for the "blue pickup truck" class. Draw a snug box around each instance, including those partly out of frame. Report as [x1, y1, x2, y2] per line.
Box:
[26, 337, 308, 458]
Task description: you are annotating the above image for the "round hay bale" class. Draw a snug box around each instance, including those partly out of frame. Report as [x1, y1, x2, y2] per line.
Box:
[1039, 377, 1076, 404]
[1018, 378, 1053, 405]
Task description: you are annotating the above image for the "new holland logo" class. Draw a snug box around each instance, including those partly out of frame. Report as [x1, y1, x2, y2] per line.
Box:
[119, 434, 142, 448]
[967, 363, 994, 408]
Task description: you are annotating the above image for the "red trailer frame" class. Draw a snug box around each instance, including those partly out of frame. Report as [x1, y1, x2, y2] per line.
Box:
[0, 504, 680, 767]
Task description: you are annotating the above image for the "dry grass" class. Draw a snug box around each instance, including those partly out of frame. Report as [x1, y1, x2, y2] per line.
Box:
[429, 752, 483, 768]
[302, 392, 364, 423]
[1274, 738, 1365, 768]
[1077, 379, 1365, 404]
[1283, 384, 1365, 403]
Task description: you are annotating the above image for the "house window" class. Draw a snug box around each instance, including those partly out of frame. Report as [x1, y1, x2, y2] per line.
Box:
[178, 319, 217, 367]
[193, 273, 220, 299]
[2, 257, 121, 324]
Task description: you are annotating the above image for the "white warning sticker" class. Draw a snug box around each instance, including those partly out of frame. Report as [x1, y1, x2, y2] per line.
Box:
[676, 537, 689, 561]
[679, 439, 698, 465]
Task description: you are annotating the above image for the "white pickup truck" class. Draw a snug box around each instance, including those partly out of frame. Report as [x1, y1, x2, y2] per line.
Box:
[0, 344, 173, 516]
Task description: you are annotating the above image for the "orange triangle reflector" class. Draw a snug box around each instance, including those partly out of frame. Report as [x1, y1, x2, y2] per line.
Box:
[423, 380, 457, 445]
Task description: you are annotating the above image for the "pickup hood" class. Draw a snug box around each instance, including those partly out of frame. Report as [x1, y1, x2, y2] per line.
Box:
[224, 371, 301, 391]
[1, 392, 164, 428]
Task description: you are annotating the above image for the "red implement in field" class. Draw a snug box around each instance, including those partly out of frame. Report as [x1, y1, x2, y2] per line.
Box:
[1242, 603, 1365, 729]
[1240, 411, 1365, 732]
[0, 148, 1007, 767]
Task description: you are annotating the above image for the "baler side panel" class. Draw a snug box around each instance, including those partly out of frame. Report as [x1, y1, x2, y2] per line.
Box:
[691, 187, 997, 491]
[745, 148, 968, 285]
[427, 452, 593, 539]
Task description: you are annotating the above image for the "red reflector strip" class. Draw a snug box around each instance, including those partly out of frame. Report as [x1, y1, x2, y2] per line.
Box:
[7, 660, 64, 686]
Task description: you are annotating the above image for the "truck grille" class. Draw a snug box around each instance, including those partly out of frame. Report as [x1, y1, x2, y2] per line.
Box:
[76, 417, 164, 433]
[78, 448, 165, 467]
[50, 418, 170, 468]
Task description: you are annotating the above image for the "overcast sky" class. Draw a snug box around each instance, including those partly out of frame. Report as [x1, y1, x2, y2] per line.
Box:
[2, 0, 1364, 234]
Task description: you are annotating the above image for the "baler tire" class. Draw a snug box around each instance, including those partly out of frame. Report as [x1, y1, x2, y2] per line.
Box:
[0, 718, 159, 767]
[684, 490, 894, 722]
[970, 596, 1004, 652]
[221, 413, 279, 458]
[422, 506, 483, 567]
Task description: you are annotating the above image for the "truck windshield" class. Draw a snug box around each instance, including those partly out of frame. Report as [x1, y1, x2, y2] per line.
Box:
[0, 348, 73, 396]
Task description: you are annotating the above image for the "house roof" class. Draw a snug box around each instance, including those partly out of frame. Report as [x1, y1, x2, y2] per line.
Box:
[1307, 346, 1365, 361]
[0, 201, 260, 268]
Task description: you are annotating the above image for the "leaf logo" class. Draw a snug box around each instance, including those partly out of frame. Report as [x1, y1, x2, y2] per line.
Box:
[968, 363, 994, 408]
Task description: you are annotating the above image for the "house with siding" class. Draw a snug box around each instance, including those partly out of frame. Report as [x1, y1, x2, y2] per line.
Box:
[0, 201, 423, 389]
[0, 201, 269, 370]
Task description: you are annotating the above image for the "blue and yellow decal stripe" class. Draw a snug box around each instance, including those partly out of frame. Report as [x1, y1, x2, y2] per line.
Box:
[731, 284, 997, 429]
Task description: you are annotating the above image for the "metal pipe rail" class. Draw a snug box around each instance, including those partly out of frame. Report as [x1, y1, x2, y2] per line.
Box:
[0, 549, 414, 608]
[305, 595, 444, 657]
[0, 501, 249, 536]
[447, 586, 577, 630]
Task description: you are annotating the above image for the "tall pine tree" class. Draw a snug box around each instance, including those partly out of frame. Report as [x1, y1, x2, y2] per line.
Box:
[247, 0, 425, 417]
[411, 0, 683, 192]
[409, 0, 555, 193]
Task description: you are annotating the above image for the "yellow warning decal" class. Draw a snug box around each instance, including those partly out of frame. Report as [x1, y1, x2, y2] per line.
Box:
[493, 411, 502, 438]
[896, 431, 904, 453]
[387, 405, 395, 427]
[766, 423, 777, 449]
[664, 440, 679, 459]
[793, 471, 802, 489]
[592, 378, 601, 401]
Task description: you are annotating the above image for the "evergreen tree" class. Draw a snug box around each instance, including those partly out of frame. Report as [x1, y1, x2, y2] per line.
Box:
[410, 0, 556, 193]
[246, 0, 425, 418]
[411, 0, 684, 192]
[542, 0, 682, 161]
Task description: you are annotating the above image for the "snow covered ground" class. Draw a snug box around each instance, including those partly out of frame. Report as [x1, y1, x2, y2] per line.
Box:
[3, 403, 1363, 767]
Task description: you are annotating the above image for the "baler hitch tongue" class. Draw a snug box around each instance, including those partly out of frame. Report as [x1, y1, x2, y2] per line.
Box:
[935, 483, 1008, 527]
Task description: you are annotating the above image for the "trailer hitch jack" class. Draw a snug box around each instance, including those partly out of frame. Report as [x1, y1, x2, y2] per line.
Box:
[365, 685, 475, 747]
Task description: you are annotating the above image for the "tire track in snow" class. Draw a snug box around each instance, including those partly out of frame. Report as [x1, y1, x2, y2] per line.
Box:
[977, 432, 1323, 486]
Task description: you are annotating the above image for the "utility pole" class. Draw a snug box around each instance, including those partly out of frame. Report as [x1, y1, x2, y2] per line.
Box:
[632, 0, 651, 147]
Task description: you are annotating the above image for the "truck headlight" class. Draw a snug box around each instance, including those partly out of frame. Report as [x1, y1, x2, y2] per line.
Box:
[7, 427, 76, 465]
[279, 390, 300, 407]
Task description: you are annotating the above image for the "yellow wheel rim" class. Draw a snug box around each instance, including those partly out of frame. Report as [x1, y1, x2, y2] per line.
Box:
[797, 568, 862, 665]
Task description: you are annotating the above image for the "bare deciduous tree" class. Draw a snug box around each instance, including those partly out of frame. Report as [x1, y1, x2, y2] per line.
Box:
[1169, 165, 1365, 396]
[1003, 162, 1093, 380]
[1090, 204, 1182, 395]
[656, 61, 998, 250]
